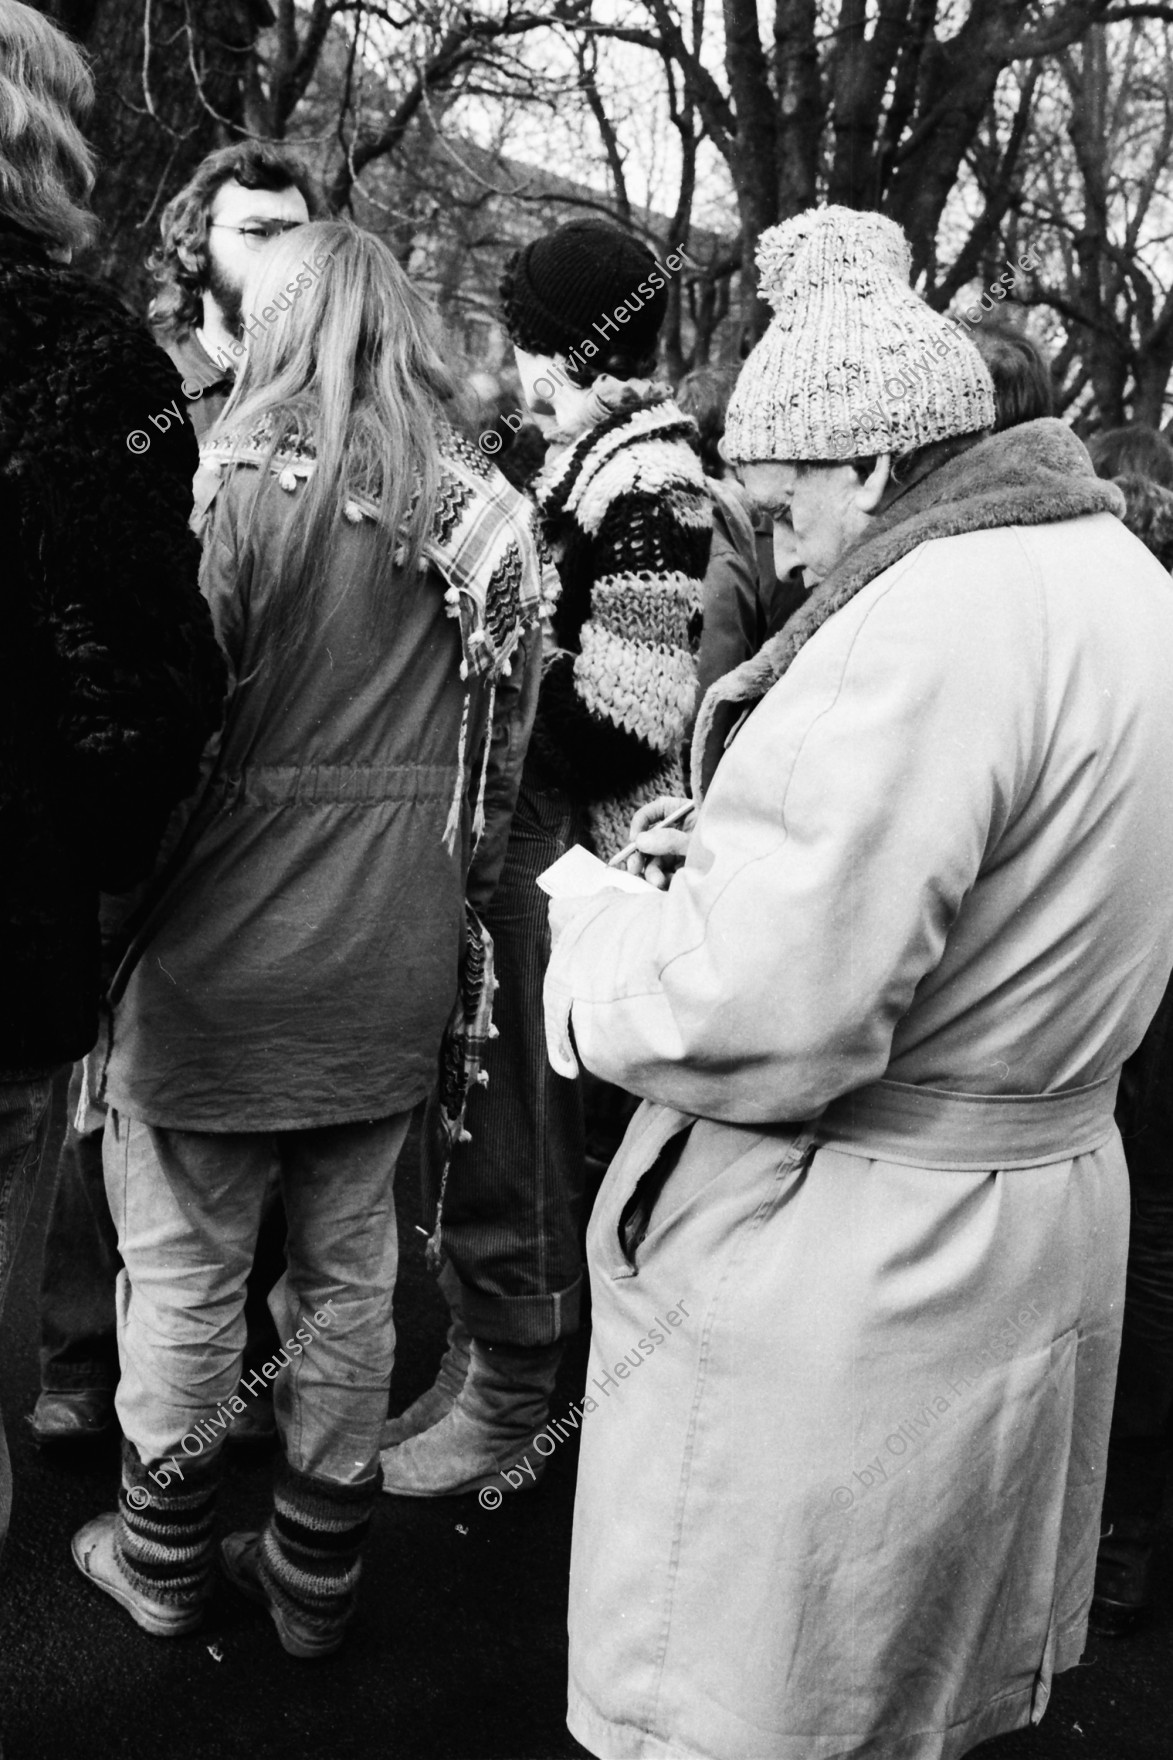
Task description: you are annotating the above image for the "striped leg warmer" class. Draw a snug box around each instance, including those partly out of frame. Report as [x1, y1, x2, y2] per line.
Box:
[115, 1438, 220, 1606]
[258, 1459, 382, 1641]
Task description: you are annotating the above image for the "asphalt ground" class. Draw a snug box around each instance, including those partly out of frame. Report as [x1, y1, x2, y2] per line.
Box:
[0, 1128, 1169, 1760]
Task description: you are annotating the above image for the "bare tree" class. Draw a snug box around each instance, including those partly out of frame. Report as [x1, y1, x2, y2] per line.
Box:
[578, 1, 1173, 340]
[1007, 15, 1173, 425]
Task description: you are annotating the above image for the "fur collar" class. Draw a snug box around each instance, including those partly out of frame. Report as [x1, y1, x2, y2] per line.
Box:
[692, 419, 1127, 797]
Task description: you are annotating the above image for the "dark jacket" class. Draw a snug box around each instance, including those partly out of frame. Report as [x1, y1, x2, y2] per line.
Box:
[161, 328, 234, 442]
[0, 225, 226, 1071]
[693, 476, 761, 708]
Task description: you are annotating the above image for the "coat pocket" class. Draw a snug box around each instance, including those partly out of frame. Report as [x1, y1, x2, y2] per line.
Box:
[589, 1110, 814, 1282]
[587, 1100, 696, 1281]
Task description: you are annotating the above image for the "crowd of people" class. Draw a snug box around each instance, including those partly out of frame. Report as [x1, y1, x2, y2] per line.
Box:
[2, 3, 1173, 1758]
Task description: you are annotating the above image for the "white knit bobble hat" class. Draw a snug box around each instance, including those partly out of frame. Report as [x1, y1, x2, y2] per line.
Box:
[724, 206, 995, 464]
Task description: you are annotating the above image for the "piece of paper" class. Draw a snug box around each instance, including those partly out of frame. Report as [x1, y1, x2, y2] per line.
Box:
[536, 844, 649, 899]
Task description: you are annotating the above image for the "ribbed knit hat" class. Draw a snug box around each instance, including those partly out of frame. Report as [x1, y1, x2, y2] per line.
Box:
[500, 219, 668, 362]
[724, 206, 995, 463]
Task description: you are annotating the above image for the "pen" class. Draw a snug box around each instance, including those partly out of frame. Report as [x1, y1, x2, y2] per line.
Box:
[607, 800, 695, 868]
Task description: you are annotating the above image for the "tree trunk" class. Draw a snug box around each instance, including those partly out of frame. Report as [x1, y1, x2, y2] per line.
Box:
[37, 1, 264, 307]
[722, 0, 780, 337]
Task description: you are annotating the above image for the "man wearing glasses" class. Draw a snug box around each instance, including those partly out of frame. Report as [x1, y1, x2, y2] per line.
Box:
[147, 141, 320, 438]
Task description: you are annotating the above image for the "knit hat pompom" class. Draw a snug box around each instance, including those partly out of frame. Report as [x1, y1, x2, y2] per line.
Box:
[756, 208, 910, 318]
[725, 205, 995, 464]
[499, 218, 668, 366]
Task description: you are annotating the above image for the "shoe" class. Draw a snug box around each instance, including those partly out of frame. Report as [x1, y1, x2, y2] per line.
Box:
[28, 1389, 115, 1447]
[220, 1531, 343, 1659]
[380, 1338, 561, 1497]
[230, 1391, 277, 1447]
[71, 1513, 204, 1638]
[1090, 1530, 1155, 1635]
[381, 1271, 471, 1449]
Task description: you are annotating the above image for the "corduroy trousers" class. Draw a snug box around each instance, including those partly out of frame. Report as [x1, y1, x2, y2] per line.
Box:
[424, 774, 586, 1346]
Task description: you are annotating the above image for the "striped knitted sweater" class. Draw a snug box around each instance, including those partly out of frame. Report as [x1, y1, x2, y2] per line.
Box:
[528, 397, 711, 857]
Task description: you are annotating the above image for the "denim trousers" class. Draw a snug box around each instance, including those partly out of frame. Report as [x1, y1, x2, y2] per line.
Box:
[1104, 981, 1173, 1527]
[103, 1108, 410, 1484]
[39, 1064, 287, 1396]
[423, 774, 586, 1347]
[1, 1067, 68, 1564]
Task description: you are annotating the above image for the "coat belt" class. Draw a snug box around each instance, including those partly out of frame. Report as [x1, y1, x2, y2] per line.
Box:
[814, 1074, 1120, 1171]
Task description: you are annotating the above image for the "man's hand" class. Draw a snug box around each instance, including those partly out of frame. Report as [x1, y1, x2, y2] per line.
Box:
[625, 796, 695, 891]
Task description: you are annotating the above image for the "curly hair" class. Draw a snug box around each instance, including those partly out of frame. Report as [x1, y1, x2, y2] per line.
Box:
[1088, 423, 1173, 489]
[148, 141, 321, 339]
[0, 0, 96, 254]
[1113, 472, 1173, 571]
[676, 368, 738, 476]
[969, 322, 1054, 432]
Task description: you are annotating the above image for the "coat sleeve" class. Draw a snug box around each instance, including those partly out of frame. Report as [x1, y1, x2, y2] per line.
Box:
[47, 325, 226, 894]
[466, 624, 542, 914]
[544, 553, 1039, 1121]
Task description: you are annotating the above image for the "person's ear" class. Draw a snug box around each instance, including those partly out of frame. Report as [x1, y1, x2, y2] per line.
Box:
[177, 236, 201, 275]
[854, 454, 891, 514]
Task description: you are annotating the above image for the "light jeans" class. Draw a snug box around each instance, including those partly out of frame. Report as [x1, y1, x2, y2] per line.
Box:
[103, 1108, 411, 1484]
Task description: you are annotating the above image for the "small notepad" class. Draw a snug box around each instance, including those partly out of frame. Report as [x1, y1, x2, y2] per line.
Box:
[536, 844, 649, 899]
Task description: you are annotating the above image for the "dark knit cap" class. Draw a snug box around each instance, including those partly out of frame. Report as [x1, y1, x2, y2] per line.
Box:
[499, 219, 669, 361]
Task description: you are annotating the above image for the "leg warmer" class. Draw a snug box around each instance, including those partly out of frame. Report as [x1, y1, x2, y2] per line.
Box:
[259, 1459, 381, 1639]
[115, 1438, 220, 1606]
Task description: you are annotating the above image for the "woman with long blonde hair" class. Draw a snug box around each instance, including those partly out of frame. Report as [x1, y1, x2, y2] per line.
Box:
[72, 218, 552, 1657]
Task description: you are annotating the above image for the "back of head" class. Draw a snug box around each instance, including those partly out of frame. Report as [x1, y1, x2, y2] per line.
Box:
[210, 219, 458, 652]
[499, 217, 668, 386]
[149, 140, 321, 339]
[0, 0, 95, 254]
[676, 367, 738, 477]
[968, 322, 1054, 432]
[724, 205, 994, 467]
[1087, 424, 1173, 489]
[1112, 472, 1173, 571]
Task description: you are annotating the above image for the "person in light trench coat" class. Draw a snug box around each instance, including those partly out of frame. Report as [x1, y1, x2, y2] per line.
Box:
[543, 207, 1173, 1760]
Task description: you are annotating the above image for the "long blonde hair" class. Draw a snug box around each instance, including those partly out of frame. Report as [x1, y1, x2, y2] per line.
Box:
[209, 219, 458, 652]
[0, 0, 96, 253]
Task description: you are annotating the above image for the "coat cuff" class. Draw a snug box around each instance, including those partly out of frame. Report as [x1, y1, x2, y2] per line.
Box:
[544, 969, 579, 1079]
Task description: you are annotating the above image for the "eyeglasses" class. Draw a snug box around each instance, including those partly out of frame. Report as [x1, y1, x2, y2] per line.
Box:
[209, 220, 304, 249]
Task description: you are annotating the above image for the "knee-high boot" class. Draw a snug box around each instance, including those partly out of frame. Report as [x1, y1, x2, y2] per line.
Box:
[378, 1336, 561, 1497]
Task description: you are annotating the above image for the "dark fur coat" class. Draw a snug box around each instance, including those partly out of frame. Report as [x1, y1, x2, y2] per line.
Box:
[0, 225, 225, 1070]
